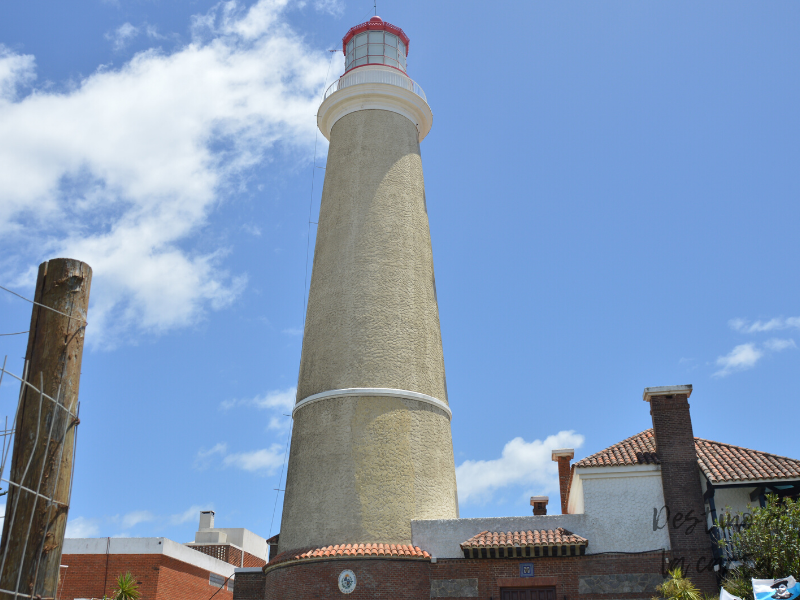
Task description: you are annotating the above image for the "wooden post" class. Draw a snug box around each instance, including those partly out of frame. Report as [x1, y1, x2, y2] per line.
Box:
[0, 258, 92, 600]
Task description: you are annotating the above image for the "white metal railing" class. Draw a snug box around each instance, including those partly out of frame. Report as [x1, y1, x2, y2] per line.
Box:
[323, 68, 427, 103]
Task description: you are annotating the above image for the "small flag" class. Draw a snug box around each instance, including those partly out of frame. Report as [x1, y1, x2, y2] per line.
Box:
[721, 587, 743, 600]
[753, 577, 800, 600]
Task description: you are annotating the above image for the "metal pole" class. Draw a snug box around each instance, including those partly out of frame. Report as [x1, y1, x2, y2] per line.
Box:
[0, 258, 92, 600]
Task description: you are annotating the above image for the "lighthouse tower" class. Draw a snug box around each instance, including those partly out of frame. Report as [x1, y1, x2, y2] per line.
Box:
[278, 16, 458, 555]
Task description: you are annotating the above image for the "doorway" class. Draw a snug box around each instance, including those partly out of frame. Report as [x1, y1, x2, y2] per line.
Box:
[501, 587, 556, 600]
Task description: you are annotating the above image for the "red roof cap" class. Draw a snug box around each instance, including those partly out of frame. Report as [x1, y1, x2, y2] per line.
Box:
[342, 18, 410, 56]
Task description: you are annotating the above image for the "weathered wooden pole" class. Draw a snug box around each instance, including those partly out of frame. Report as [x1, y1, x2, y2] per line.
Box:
[0, 258, 91, 600]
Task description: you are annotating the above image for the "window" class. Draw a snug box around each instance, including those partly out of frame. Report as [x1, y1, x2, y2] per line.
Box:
[345, 29, 406, 72]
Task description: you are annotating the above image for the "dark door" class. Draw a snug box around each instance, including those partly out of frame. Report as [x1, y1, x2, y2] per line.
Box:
[501, 587, 556, 600]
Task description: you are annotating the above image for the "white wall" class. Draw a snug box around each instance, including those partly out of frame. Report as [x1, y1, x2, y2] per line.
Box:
[700, 476, 759, 529]
[211, 528, 268, 560]
[577, 464, 671, 554]
[63, 537, 236, 577]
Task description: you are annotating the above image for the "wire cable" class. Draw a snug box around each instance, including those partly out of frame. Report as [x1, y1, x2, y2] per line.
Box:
[0, 285, 87, 325]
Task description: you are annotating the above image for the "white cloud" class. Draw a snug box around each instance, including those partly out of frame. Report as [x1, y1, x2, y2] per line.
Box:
[220, 386, 295, 428]
[195, 438, 286, 474]
[455, 430, 585, 505]
[170, 504, 211, 526]
[194, 442, 228, 469]
[763, 338, 797, 352]
[65, 516, 100, 538]
[0, 45, 35, 101]
[222, 443, 285, 474]
[121, 509, 155, 529]
[729, 317, 800, 334]
[713, 339, 795, 377]
[313, 0, 344, 16]
[0, 0, 338, 346]
[106, 23, 140, 51]
[714, 343, 763, 377]
[281, 327, 303, 336]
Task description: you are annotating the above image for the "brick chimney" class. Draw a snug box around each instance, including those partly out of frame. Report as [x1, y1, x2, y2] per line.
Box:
[551, 449, 574, 514]
[644, 385, 716, 593]
[530, 496, 549, 516]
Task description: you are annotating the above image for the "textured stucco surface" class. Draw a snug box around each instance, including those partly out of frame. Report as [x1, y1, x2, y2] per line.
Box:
[578, 466, 671, 554]
[296, 109, 447, 402]
[280, 108, 457, 554]
[279, 395, 458, 553]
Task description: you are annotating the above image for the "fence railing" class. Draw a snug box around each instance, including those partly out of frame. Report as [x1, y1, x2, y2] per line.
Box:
[323, 68, 427, 103]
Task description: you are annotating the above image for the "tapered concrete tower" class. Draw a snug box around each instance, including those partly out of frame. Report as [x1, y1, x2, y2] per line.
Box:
[279, 16, 458, 554]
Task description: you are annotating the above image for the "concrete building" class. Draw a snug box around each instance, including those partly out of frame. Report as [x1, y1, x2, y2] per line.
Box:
[185, 510, 269, 568]
[232, 16, 800, 600]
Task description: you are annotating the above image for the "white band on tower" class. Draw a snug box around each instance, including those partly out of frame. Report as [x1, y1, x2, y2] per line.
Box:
[293, 387, 452, 419]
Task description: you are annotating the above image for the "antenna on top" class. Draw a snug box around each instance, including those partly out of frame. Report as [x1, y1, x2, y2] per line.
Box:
[374, 0, 377, 16]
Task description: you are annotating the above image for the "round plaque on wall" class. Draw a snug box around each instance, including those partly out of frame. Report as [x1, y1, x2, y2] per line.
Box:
[338, 569, 356, 594]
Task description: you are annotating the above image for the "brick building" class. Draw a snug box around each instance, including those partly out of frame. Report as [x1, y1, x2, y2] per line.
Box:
[231, 384, 800, 600]
[59, 538, 236, 600]
[59, 512, 268, 600]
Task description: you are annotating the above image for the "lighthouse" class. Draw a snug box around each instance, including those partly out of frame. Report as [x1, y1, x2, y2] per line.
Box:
[278, 16, 458, 555]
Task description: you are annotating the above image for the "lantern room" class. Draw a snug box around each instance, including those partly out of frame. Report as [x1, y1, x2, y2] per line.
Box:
[343, 16, 410, 73]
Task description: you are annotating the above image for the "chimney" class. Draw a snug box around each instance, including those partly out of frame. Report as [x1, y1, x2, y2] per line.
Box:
[530, 496, 549, 516]
[551, 448, 574, 514]
[644, 385, 716, 593]
[199, 510, 215, 530]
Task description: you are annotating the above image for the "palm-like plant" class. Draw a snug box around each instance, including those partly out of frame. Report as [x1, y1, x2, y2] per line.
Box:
[653, 567, 703, 600]
[112, 572, 141, 600]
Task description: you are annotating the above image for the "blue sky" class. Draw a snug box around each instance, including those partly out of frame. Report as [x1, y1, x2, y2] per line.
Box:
[0, 0, 798, 542]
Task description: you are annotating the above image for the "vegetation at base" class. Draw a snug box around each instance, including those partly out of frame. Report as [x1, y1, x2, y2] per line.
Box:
[653, 567, 706, 600]
[104, 572, 141, 600]
[718, 495, 800, 599]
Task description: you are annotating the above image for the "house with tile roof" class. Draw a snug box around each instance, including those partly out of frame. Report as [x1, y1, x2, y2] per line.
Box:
[565, 422, 800, 570]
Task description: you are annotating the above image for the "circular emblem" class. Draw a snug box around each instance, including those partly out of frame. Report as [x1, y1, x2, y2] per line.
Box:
[338, 569, 356, 594]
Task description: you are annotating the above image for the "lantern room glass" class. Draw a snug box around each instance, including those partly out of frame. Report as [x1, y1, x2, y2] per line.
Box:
[345, 30, 406, 72]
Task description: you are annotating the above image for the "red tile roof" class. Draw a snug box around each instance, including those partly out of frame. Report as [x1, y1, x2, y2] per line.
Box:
[297, 543, 429, 560]
[269, 543, 430, 568]
[574, 429, 800, 484]
[461, 528, 588, 550]
[574, 430, 660, 468]
[695, 437, 800, 483]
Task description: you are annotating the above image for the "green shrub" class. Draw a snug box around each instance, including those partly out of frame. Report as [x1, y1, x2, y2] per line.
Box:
[717, 495, 800, 599]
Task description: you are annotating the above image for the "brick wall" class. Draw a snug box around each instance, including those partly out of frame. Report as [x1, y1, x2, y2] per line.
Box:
[60, 553, 234, 600]
[649, 393, 718, 593]
[189, 544, 266, 569]
[234, 551, 667, 600]
[230, 570, 265, 600]
[262, 559, 430, 600]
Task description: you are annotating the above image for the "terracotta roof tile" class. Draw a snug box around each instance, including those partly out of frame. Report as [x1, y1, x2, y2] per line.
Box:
[461, 528, 588, 549]
[291, 543, 430, 561]
[574, 430, 660, 468]
[694, 436, 800, 484]
[574, 429, 800, 484]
